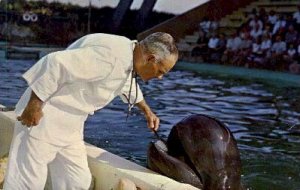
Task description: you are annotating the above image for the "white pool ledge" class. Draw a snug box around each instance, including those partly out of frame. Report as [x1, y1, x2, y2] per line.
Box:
[0, 108, 200, 190]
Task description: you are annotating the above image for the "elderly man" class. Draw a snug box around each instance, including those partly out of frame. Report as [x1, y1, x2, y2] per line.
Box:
[4, 32, 178, 190]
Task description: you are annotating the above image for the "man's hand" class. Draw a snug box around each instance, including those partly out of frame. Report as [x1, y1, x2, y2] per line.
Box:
[136, 99, 160, 131]
[17, 91, 44, 128]
[144, 110, 160, 131]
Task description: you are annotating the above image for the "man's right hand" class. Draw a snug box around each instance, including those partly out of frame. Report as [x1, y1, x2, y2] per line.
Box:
[17, 91, 44, 127]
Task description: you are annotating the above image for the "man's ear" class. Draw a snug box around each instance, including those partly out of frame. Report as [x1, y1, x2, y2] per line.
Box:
[147, 54, 157, 64]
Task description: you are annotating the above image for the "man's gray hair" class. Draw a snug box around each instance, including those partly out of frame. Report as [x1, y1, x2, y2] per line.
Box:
[140, 32, 178, 61]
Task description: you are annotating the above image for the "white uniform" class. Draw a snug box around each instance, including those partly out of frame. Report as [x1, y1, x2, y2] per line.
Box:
[4, 33, 144, 190]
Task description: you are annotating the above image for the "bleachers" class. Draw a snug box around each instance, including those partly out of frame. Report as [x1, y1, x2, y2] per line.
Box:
[177, 0, 299, 56]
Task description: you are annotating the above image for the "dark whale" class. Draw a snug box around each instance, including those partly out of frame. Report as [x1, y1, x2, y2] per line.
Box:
[147, 114, 243, 190]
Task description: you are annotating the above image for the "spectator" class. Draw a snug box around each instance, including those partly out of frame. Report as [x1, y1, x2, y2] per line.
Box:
[293, 5, 300, 31]
[297, 42, 300, 61]
[248, 8, 258, 20]
[209, 18, 219, 33]
[262, 24, 273, 37]
[268, 10, 278, 27]
[222, 32, 242, 65]
[236, 33, 252, 66]
[239, 25, 251, 40]
[232, 32, 243, 51]
[249, 15, 263, 31]
[258, 8, 267, 22]
[272, 14, 286, 35]
[199, 17, 211, 33]
[285, 25, 298, 45]
[250, 23, 263, 40]
[191, 29, 209, 61]
[212, 33, 227, 62]
[289, 61, 300, 74]
[207, 33, 220, 62]
[261, 34, 272, 57]
[270, 35, 287, 70]
[240, 32, 253, 50]
[284, 43, 297, 63]
[285, 14, 295, 30]
[289, 42, 300, 74]
[248, 37, 264, 67]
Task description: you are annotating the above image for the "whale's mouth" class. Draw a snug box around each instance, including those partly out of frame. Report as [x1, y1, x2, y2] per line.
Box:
[154, 140, 168, 152]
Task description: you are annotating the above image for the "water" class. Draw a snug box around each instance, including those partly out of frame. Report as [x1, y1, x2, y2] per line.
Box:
[1, 60, 300, 190]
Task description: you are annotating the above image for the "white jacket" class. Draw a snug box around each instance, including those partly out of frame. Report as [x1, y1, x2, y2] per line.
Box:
[15, 33, 144, 145]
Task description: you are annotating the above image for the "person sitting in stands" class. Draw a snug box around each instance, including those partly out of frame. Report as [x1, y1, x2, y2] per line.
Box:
[239, 25, 251, 40]
[222, 32, 242, 65]
[293, 5, 300, 31]
[258, 7, 267, 23]
[215, 33, 227, 62]
[262, 24, 273, 38]
[208, 18, 219, 33]
[285, 25, 298, 45]
[289, 41, 300, 74]
[283, 43, 297, 69]
[285, 14, 295, 31]
[250, 23, 263, 40]
[261, 34, 272, 58]
[247, 37, 264, 68]
[268, 10, 278, 28]
[249, 15, 263, 31]
[247, 8, 258, 21]
[270, 35, 287, 70]
[191, 29, 208, 61]
[272, 14, 286, 36]
[207, 33, 220, 62]
[236, 33, 252, 66]
[199, 16, 211, 34]
[297, 41, 300, 62]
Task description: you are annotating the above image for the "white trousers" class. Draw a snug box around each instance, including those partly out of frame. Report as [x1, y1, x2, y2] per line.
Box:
[3, 122, 92, 190]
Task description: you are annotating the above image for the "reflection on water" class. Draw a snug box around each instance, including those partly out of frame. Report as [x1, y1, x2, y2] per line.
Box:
[1, 60, 299, 190]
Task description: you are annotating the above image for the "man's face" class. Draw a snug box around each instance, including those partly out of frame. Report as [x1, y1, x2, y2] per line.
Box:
[139, 54, 177, 82]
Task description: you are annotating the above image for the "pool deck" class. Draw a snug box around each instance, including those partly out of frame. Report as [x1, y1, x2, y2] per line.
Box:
[175, 61, 300, 88]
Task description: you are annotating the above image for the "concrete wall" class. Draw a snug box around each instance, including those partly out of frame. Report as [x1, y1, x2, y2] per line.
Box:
[137, 0, 256, 41]
[0, 108, 200, 190]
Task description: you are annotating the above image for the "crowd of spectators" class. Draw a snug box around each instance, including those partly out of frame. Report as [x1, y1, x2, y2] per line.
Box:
[189, 5, 300, 74]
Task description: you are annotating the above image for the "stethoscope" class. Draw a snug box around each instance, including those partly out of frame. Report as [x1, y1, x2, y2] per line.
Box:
[125, 70, 138, 121]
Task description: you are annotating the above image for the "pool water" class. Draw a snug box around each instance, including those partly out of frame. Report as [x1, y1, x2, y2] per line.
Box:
[0, 60, 299, 190]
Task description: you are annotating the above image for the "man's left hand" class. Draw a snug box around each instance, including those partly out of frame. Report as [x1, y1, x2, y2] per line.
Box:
[144, 110, 160, 131]
[136, 99, 160, 131]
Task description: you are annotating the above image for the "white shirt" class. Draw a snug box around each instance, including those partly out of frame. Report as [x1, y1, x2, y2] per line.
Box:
[287, 48, 296, 57]
[293, 11, 300, 24]
[272, 20, 286, 35]
[252, 43, 262, 53]
[208, 37, 219, 48]
[226, 38, 234, 50]
[268, 15, 278, 25]
[250, 29, 263, 39]
[261, 39, 272, 50]
[199, 21, 211, 33]
[15, 33, 144, 145]
[249, 19, 263, 30]
[232, 37, 242, 51]
[271, 41, 287, 54]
